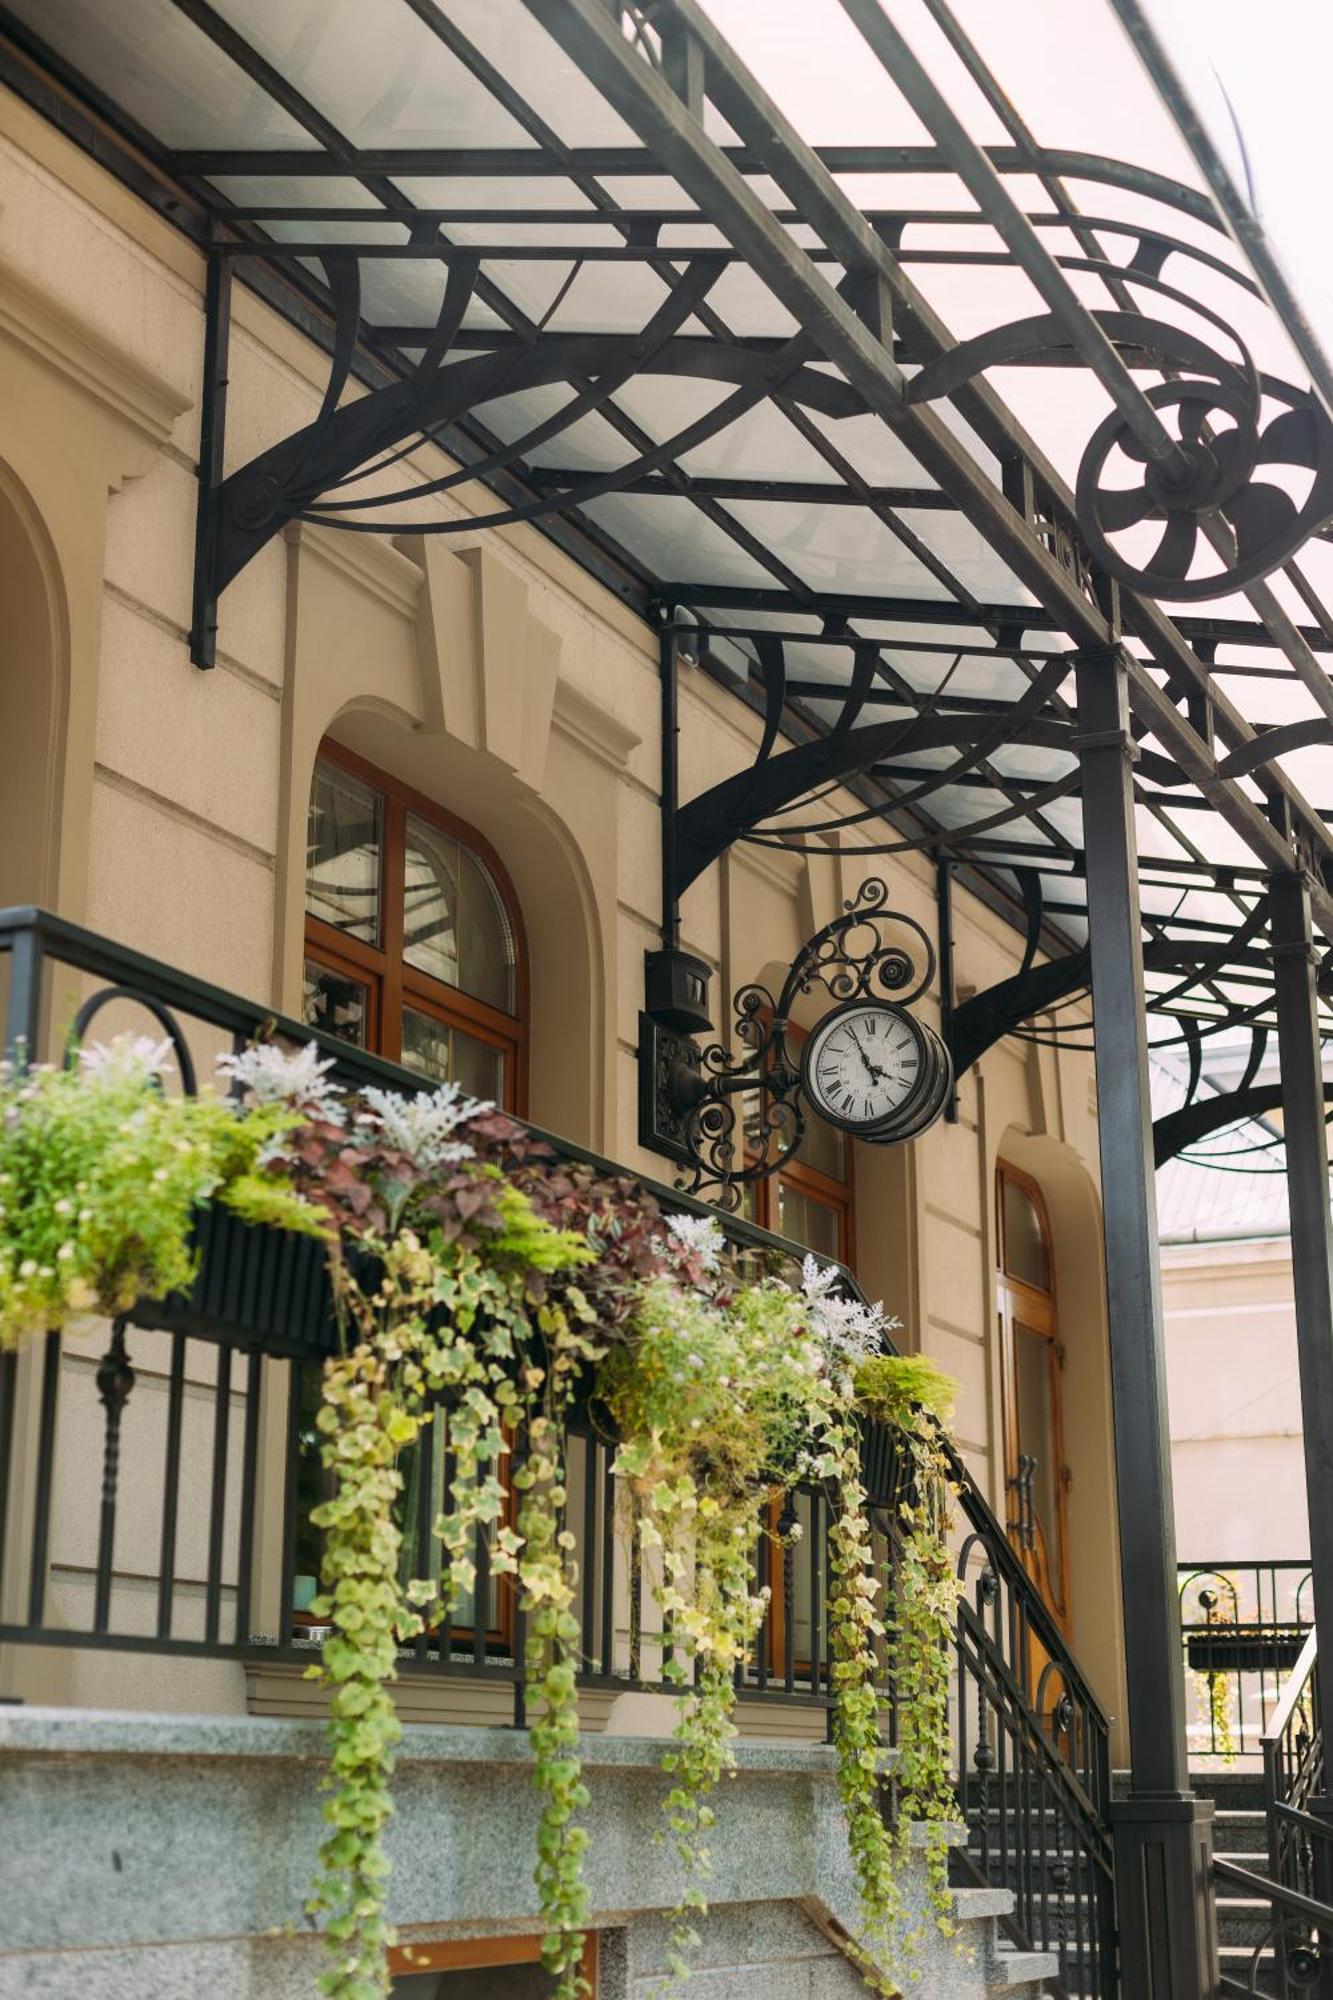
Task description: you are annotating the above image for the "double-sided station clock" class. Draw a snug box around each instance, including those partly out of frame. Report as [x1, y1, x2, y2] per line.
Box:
[641, 878, 955, 1204]
[800, 999, 953, 1143]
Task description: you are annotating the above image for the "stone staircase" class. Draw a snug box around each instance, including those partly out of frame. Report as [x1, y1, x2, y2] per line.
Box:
[906, 1876, 1060, 1996]
[1196, 1770, 1279, 1997]
[953, 1785, 1106, 1998]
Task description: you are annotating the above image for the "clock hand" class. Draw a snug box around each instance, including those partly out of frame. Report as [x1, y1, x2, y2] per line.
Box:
[850, 1031, 892, 1086]
[850, 1031, 878, 1083]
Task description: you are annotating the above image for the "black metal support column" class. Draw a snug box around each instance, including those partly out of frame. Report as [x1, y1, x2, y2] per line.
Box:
[936, 857, 958, 1123]
[1271, 871, 1333, 1722]
[1077, 645, 1217, 1999]
[659, 614, 680, 955]
[641, 613, 710, 1129]
[189, 246, 233, 671]
[1271, 869, 1333, 1983]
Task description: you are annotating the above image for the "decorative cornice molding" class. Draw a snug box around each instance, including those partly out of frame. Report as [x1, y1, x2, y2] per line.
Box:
[288, 520, 423, 621]
[551, 675, 643, 770]
[0, 251, 190, 449]
[730, 837, 806, 898]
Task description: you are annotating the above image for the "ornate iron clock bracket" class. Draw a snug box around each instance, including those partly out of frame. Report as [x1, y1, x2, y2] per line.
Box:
[638, 878, 951, 1208]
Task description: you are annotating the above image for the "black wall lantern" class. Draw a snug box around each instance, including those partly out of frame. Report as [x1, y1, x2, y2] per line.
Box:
[639, 878, 953, 1209]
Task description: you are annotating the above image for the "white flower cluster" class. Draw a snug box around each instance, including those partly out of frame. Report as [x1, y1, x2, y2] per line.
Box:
[664, 1211, 726, 1273]
[79, 1035, 177, 1084]
[216, 1041, 343, 1116]
[355, 1082, 486, 1170]
[800, 1254, 901, 1365]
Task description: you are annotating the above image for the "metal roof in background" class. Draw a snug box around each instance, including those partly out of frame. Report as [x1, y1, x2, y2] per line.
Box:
[3, 0, 1333, 1167]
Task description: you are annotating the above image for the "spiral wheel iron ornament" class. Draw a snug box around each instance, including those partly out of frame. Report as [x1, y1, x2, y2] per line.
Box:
[907, 307, 1333, 602]
[1077, 373, 1333, 602]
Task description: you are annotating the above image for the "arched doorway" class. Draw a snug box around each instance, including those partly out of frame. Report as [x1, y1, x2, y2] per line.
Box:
[996, 1162, 1071, 1635]
[0, 465, 62, 909]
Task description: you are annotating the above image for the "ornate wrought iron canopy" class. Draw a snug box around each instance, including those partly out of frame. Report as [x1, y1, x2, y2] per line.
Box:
[7, 0, 1333, 1170]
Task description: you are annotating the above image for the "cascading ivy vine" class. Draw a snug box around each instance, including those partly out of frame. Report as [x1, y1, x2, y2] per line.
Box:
[854, 1353, 966, 1956]
[0, 1035, 972, 2000]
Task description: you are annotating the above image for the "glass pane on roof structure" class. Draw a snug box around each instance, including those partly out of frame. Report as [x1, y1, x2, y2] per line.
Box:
[3, 0, 311, 147]
[14, 0, 1333, 1090]
[210, 0, 536, 147]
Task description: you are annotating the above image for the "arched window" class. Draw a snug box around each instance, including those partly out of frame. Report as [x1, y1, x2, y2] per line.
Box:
[746, 1023, 855, 1264]
[996, 1163, 1069, 1631]
[302, 746, 527, 1111]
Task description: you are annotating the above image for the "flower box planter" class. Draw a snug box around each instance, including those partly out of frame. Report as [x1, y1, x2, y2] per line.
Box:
[1185, 1624, 1308, 1676]
[129, 1202, 340, 1359]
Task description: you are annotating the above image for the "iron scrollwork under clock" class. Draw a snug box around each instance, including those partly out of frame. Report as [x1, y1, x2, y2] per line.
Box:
[639, 879, 953, 1209]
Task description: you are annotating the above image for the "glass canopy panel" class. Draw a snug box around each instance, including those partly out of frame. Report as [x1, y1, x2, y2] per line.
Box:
[676, 402, 851, 484]
[594, 177, 701, 215]
[3, 0, 310, 148]
[210, 176, 389, 214]
[393, 177, 598, 216]
[438, 0, 640, 147]
[508, 404, 632, 477]
[477, 258, 587, 328]
[543, 262, 673, 334]
[701, 0, 937, 146]
[887, 652, 1035, 701]
[209, 0, 535, 149]
[725, 499, 959, 599]
[680, 265, 803, 339]
[946, 0, 1206, 184]
[800, 409, 960, 492]
[894, 511, 1036, 606]
[576, 494, 788, 589]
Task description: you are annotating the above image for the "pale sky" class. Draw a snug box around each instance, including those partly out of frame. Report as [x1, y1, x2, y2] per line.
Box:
[1141, 0, 1333, 387]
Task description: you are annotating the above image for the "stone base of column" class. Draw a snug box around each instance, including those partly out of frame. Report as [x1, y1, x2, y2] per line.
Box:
[1110, 1793, 1217, 1998]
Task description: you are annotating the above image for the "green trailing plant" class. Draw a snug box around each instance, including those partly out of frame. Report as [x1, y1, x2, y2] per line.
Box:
[244, 1055, 693, 2000]
[1194, 1665, 1237, 1765]
[0, 1035, 322, 1349]
[599, 1236, 956, 1991]
[8, 1038, 971, 2000]
[854, 1353, 965, 1951]
[255, 1071, 599, 2000]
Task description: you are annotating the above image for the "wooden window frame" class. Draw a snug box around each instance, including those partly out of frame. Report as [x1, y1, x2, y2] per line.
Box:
[750, 1022, 856, 1266]
[305, 740, 529, 1114]
[388, 1933, 598, 1986]
[995, 1162, 1071, 1633]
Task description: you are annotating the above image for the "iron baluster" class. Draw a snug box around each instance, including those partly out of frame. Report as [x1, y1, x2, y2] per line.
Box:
[92, 1316, 134, 1634]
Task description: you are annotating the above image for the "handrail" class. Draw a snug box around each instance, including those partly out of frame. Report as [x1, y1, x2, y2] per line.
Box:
[1266, 1627, 1320, 1747]
[955, 1600, 1112, 1837]
[956, 1490, 1111, 1734]
[1215, 1857, 1333, 1933]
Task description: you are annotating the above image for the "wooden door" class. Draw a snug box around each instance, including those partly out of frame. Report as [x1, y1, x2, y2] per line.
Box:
[996, 1165, 1071, 1638]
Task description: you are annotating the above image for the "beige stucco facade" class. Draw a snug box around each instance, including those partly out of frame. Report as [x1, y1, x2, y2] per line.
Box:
[1163, 1236, 1307, 1568]
[0, 80, 1129, 1751]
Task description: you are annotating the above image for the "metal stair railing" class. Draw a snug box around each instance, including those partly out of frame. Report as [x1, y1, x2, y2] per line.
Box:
[1217, 1624, 1333, 1996]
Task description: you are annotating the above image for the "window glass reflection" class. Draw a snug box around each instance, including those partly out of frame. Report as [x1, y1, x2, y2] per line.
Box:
[401, 1006, 451, 1084]
[306, 763, 381, 943]
[791, 1106, 845, 1182]
[1002, 1175, 1050, 1290]
[776, 1182, 842, 1259]
[401, 1006, 505, 1103]
[404, 813, 515, 1011]
[302, 960, 369, 1048]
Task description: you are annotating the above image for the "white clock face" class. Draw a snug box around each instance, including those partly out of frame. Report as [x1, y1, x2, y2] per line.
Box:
[803, 1003, 925, 1131]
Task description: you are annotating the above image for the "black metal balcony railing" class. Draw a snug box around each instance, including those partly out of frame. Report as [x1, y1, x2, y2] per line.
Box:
[1179, 1562, 1315, 1760]
[0, 907, 1115, 1997]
